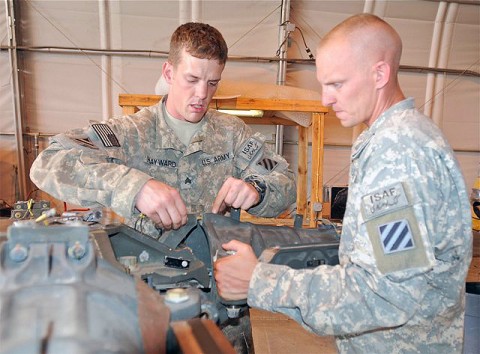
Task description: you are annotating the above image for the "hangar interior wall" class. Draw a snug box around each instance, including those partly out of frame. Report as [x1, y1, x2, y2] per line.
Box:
[0, 0, 479, 211]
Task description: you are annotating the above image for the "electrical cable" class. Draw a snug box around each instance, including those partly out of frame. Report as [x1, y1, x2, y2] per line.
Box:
[295, 26, 314, 59]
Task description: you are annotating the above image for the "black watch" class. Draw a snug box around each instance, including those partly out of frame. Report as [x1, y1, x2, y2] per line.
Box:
[244, 176, 267, 205]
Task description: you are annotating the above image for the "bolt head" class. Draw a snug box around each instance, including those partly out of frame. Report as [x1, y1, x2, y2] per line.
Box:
[9, 244, 28, 262]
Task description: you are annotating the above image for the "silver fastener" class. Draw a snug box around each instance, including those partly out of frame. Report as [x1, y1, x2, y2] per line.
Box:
[9, 244, 28, 262]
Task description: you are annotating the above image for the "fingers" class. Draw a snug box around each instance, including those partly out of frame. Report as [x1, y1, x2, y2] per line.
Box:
[135, 179, 188, 229]
[221, 239, 243, 253]
[214, 240, 258, 301]
[212, 182, 229, 214]
[212, 177, 259, 213]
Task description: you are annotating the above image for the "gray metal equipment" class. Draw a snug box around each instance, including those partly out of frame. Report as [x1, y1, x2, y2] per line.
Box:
[97, 213, 340, 323]
[0, 213, 340, 353]
[0, 221, 170, 354]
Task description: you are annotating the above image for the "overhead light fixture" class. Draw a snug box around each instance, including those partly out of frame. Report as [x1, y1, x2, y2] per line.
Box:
[217, 109, 264, 117]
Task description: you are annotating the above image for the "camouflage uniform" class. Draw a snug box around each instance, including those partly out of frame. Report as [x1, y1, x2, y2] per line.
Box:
[247, 98, 473, 353]
[30, 97, 296, 237]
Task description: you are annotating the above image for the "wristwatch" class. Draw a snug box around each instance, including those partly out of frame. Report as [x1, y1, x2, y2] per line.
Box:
[244, 176, 267, 205]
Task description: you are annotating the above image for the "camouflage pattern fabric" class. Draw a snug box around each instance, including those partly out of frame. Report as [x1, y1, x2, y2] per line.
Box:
[30, 97, 296, 238]
[247, 98, 473, 353]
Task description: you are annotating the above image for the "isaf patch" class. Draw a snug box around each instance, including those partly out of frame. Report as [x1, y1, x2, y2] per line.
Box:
[257, 157, 278, 171]
[361, 182, 408, 220]
[362, 182, 432, 274]
[238, 138, 261, 161]
[91, 123, 120, 147]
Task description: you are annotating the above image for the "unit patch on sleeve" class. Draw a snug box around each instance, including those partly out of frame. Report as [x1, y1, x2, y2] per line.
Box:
[361, 182, 432, 274]
[91, 123, 120, 147]
[378, 219, 415, 254]
[257, 157, 278, 171]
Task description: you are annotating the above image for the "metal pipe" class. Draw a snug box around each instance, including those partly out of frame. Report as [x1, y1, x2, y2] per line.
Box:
[191, 0, 202, 22]
[1, 46, 477, 77]
[275, 0, 291, 156]
[179, 0, 189, 24]
[33, 133, 39, 158]
[99, 0, 112, 120]
[0, 132, 55, 137]
[432, 2, 459, 127]
[5, 0, 27, 200]
[425, 1, 447, 118]
[425, 0, 480, 5]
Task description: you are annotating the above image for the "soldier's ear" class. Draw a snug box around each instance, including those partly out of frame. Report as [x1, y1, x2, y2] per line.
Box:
[162, 61, 174, 84]
[374, 61, 390, 89]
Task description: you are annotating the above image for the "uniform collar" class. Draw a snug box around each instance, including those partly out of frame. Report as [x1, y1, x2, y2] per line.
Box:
[352, 98, 415, 159]
[155, 96, 223, 155]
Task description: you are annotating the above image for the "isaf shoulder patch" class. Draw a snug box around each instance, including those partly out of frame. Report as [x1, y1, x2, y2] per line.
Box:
[361, 182, 408, 220]
[238, 137, 261, 161]
[361, 182, 432, 274]
[91, 123, 120, 147]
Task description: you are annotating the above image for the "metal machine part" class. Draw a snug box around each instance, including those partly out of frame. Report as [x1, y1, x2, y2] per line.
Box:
[10, 200, 50, 220]
[0, 221, 169, 354]
[92, 213, 340, 324]
[0, 213, 340, 353]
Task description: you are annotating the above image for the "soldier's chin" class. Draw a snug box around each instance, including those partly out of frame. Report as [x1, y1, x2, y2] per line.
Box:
[186, 112, 205, 123]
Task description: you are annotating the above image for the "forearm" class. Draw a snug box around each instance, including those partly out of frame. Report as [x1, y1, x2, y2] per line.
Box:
[246, 170, 296, 217]
[30, 144, 151, 217]
[247, 262, 423, 336]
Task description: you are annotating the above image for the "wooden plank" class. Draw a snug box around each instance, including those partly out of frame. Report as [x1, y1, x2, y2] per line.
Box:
[467, 231, 480, 283]
[467, 256, 480, 283]
[119, 94, 161, 108]
[297, 126, 308, 216]
[239, 116, 297, 126]
[240, 212, 296, 227]
[119, 94, 328, 113]
[123, 106, 139, 115]
[309, 112, 325, 227]
[213, 97, 328, 112]
[171, 318, 236, 354]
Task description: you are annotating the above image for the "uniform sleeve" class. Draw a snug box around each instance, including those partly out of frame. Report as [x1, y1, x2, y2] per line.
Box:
[247, 142, 472, 337]
[30, 126, 152, 218]
[234, 128, 296, 217]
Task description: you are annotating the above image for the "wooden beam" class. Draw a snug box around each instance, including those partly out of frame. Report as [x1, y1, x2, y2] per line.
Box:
[119, 94, 328, 113]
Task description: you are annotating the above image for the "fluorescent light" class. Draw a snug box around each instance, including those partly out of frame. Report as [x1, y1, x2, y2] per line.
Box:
[217, 109, 264, 117]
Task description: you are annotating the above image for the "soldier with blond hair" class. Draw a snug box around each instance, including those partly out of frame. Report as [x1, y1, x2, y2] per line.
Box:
[215, 14, 472, 353]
